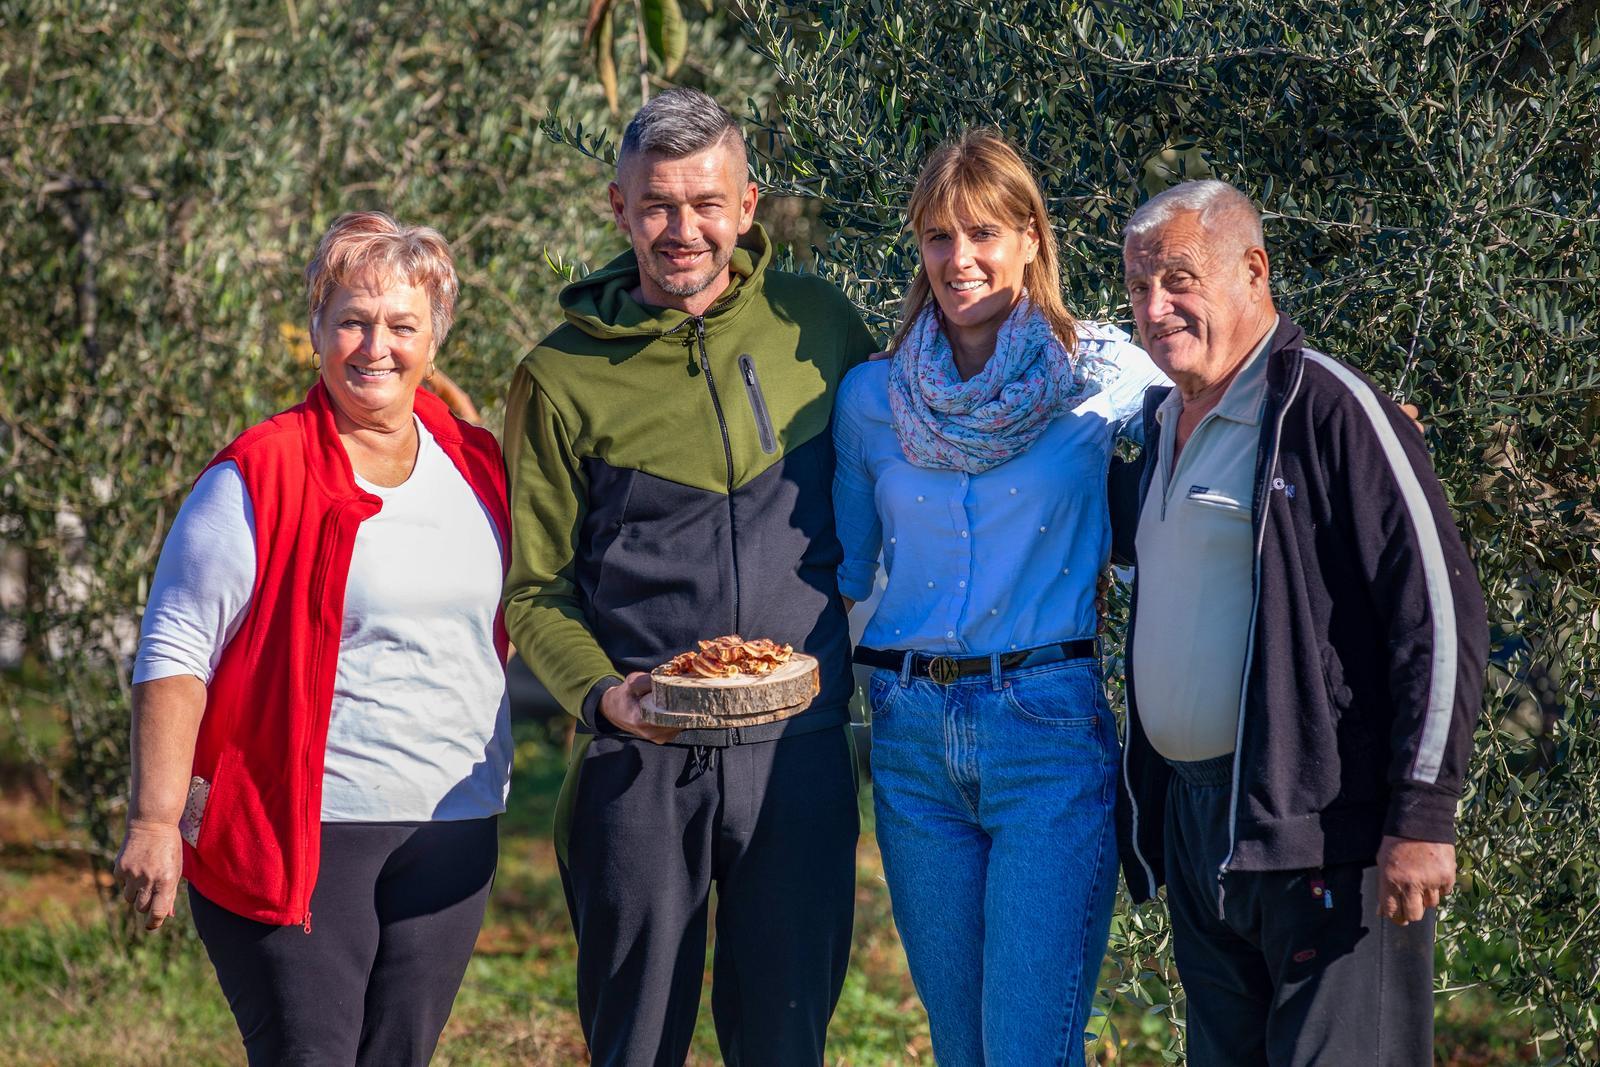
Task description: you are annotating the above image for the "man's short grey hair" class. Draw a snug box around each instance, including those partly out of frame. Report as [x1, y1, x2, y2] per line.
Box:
[1124, 179, 1265, 251]
[617, 88, 747, 174]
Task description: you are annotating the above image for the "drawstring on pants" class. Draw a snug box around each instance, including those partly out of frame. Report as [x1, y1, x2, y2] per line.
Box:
[686, 744, 719, 781]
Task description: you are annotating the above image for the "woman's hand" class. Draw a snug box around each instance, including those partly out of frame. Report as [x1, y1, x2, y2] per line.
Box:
[114, 819, 185, 930]
[119, 674, 208, 933]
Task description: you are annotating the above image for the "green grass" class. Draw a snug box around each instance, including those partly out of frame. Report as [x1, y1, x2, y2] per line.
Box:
[0, 721, 1546, 1065]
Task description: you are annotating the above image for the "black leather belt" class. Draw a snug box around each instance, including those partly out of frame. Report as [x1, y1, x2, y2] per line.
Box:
[853, 639, 1097, 685]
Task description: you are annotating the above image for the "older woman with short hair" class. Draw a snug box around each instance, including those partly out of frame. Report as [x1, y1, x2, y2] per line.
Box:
[113, 211, 511, 1065]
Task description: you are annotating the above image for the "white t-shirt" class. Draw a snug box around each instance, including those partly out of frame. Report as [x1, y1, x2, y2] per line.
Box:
[133, 420, 512, 823]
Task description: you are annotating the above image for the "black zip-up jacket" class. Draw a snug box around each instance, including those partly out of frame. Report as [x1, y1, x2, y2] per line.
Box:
[1118, 316, 1490, 902]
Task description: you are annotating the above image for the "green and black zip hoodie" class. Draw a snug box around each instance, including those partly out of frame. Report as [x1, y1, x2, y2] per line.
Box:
[503, 225, 877, 747]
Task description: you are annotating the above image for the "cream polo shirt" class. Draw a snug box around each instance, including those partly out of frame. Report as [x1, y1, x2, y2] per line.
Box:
[1131, 328, 1274, 762]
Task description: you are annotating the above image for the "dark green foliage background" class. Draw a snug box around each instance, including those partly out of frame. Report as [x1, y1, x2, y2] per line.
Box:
[3, 0, 1598, 1060]
[738, 0, 1600, 1056]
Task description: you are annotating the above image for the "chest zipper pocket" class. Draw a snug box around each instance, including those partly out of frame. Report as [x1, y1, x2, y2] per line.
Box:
[1186, 490, 1249, 515]
[738, 354, 778, 455]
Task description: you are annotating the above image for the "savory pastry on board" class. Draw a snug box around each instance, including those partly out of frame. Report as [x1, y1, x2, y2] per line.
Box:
[642, 635, 820, 727]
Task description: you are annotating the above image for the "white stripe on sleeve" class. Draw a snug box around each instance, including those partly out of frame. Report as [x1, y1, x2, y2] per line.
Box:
[1304, 351, 1457, 783]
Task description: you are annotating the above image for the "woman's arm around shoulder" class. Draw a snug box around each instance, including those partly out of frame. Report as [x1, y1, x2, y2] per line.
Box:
[1077, 321, 1168, 448]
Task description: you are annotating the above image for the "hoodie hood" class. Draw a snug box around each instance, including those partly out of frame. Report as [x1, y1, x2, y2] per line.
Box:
[559, 224, 774, 339]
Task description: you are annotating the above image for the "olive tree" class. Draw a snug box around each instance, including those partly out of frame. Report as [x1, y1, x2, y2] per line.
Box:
[735, 0, 1600, 1058]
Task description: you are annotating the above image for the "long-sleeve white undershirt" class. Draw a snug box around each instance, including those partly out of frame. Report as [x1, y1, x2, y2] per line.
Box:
[133, 421, 512, 822]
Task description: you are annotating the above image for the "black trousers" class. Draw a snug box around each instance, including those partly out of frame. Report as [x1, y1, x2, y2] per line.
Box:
[189, 817, 498, 1067]
[1164, 756, 1434, 1066]
[558, 726, 860, 1067]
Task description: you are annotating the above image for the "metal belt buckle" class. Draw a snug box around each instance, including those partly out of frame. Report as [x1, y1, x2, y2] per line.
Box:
[925, 656, 959, 685]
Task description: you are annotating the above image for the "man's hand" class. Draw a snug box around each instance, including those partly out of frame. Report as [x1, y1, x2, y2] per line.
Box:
[599, 672, 682, 745]
[113, 819, 184, 931]
[1376, 835, 1455, 926]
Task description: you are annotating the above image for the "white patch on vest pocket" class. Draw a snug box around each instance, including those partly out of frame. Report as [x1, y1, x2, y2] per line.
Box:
[178, 776, 210, 848]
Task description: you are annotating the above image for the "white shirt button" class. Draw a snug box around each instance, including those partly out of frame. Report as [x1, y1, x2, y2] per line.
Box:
[927, 580, 935, 588]
[917, 495, 925, 502]
[1039, 525, 1047, 533]
[958, 580, 967, 588]
[959, 530, 968, 538]
[1009, 643, 1018, 650]
[889, 537, 896, 544]
[946, 630, 955, 639]
[1063, 567, 1070, 575]
[990, 608, 999, 616]
[1010, 487, 1018, 495]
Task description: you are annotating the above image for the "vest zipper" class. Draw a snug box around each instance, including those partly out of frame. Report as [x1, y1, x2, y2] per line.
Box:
[1122, 395, 1164, 900]
[1216, 354, 1305, 920]
[738, 354, 778, 454]
[693, 318, 740, 633]
[300, 500, 354, 933]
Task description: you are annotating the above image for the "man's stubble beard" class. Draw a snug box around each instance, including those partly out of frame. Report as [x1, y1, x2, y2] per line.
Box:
[642, 243, 734, 299]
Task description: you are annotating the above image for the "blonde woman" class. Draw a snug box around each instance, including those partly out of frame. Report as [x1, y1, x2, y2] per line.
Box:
[834, 132, 1165, 1064]
[113, 212, 511, 1065]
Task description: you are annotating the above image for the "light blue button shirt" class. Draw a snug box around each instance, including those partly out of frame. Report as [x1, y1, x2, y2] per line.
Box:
[833, 323, 1166, 654]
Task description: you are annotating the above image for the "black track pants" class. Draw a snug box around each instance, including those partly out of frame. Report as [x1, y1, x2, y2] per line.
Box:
[189, 816, 498, 1067]
[558, 726, 860, 1067]
[1163, 756, 1435, 1066]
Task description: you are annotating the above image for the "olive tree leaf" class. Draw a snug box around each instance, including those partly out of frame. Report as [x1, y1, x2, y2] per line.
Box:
[594, 2, 620, 113]
[642, 0, 689, 76]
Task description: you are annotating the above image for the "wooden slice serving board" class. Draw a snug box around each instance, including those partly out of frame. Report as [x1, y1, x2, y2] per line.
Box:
[640, 653, 820, 729]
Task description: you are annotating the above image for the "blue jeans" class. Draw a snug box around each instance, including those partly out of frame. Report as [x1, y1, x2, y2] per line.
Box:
[868, 656, 1120, 1067]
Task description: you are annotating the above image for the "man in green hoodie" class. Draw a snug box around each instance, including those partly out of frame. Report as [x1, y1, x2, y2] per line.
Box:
[503, 88, 878, 1065]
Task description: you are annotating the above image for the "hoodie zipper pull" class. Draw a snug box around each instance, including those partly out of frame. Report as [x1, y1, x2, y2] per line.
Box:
[302, 910, 313, 934]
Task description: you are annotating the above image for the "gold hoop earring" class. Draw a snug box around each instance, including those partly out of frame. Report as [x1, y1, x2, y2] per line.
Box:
[311, 351, 321, 371]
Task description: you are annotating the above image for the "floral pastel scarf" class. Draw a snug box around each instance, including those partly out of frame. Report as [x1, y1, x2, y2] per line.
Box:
[888, 294, 1100, 473]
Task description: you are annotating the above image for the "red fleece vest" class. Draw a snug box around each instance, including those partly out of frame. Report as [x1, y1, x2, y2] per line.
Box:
[180, 382, 509, 926]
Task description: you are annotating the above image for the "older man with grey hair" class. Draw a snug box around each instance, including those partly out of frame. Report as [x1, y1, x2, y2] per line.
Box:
[1115, 180, 1489, 1064]
[503, 88, 876, 1065]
